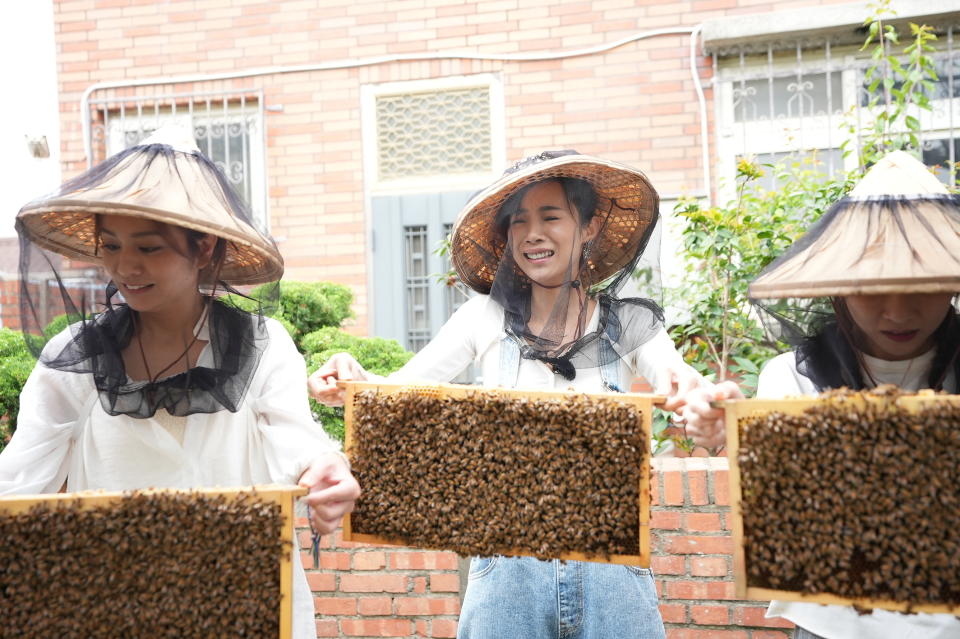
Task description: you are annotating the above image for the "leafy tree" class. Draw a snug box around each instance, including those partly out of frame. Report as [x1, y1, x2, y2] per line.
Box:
[671, 156, 851, 392]
[660, 3, 943, 453]
[849, 0, 941, 170]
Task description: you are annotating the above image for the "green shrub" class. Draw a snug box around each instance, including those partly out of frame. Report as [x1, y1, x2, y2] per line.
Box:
[44, 313, 73, 338]
[302, 327, 413, 441]
[222, 281, 354, 349]
[0, 328, 37, 452]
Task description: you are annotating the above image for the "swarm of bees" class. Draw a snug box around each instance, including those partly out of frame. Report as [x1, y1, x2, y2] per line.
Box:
[0, 491, 286, 638]
[348, 388, 646, 560]
[737, 389, 960, 607]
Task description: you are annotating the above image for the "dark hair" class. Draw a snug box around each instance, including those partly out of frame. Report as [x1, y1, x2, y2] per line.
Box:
[797, 298, 960, 391]
[183, 228, 228, 288]
[493, 177, 597, 241]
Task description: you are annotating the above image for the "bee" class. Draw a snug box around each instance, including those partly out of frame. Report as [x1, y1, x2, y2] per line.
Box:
[0, 490, 288, 637]
[737, 391, 960, 608]
[348, 388, 649, 561]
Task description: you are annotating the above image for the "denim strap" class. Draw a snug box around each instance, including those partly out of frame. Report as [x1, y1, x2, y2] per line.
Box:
[599, 311, 624, 393]
[500, 332, 623, 392]
[598, 336, 623, 393]
[498, 335, 521, 388]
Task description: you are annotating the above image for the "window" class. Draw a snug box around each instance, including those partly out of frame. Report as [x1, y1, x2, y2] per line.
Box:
[403, 224, 432, 352]
[714, 27, 959, 195]
[362, 74, 504, 192]
[364, 75, 502, 367]
[88, 91, 268, 230]
[733, 73, 843, 122]
[376, 87, 493, 181]
[744, 149, 845, 191]
[370, 191, 475, 356]
[924, 137, 960, 184]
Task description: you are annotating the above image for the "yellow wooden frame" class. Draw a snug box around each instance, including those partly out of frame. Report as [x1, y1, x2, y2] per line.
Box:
[0, 484, 308, 639]
[724, 391, 960, 614]
[340, 380, 663, 567]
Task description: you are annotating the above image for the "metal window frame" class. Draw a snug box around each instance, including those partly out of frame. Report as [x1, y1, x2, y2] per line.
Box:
[85, 89, 269, 231]
[713, 30, 959, 200]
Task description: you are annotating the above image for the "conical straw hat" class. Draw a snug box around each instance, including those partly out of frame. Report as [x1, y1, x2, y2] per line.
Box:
[451, 152, 658, 294]
[16, 124, 283, 285]
[749, 151, 960, 299]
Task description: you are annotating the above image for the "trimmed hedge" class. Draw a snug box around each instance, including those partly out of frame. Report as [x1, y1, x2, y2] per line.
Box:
[302, 327, 413, 441]
[0, 328, 37, 452]
[223, 281, 353, 349]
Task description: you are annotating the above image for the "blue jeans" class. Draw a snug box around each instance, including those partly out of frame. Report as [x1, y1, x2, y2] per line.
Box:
[458, 556, 665, 639]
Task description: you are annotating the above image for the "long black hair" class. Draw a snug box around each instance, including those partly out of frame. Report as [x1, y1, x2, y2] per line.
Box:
[795, 300, 960, 391]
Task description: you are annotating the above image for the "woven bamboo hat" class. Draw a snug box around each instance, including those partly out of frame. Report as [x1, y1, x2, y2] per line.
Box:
[450, 151, 659, 294]
[749, 150, 960, 299]
[16, 125, 283, 285]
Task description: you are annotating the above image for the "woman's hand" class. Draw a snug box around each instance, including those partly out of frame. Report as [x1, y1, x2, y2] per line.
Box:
[298, 451, 361, 535]
[656, 362, 705, 413]
[678, 381, 744, 451]
[307, 353, 369, 407]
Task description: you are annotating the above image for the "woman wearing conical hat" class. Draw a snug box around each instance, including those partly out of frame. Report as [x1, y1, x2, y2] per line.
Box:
[310, 150, 707, 639]
[0, 125, 359, 638]
[684, 150, 960, 639]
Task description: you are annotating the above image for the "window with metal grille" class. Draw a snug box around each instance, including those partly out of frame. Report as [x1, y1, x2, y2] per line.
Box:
[714, 27, 959, 193]
[403, 225, 432, 353]
[375, 86, 492, 181]
[87, 92, 268, 230]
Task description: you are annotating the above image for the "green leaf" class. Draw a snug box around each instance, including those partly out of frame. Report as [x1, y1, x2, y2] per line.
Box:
[731, 355, 760, 374]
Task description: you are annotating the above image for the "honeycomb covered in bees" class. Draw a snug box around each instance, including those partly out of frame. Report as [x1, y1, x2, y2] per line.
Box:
[348, 388, 648, 561]
[737, 389, 960, 607]
[0, 490, 287, 638]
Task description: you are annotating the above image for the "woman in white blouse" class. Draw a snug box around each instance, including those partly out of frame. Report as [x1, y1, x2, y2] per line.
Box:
[311, 151, 705, 639]
[683, 151, 960, 639]
[0, 126, 359, 639]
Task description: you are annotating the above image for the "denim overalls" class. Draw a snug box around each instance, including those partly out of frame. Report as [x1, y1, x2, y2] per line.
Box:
[456, 334, 665, 639]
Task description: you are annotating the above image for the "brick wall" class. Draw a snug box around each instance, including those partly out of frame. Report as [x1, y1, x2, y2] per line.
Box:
[652, 457, 792, 639]
[298, 527, 462, 638]
[298, 457, 793, 638]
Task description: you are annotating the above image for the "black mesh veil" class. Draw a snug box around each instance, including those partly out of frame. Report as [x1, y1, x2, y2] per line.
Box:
[458, 151, 664, 380]
[15, 138, 283, 418]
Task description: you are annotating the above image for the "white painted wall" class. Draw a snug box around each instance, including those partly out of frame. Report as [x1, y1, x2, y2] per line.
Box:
[0, 0, 60, 239]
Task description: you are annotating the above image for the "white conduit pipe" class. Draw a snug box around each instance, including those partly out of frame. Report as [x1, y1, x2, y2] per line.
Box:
[81, 26, 711, 201]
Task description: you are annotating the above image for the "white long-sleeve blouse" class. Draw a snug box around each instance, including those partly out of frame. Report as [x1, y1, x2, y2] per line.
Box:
[389, 294, 693, 394]
[0, 314, 336, 639]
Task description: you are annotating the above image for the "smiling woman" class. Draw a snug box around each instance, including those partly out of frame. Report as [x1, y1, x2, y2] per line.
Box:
[498, 179, 602, 341]
[95, 214, 219, 382]
[2, 124, 360, 639]
[308, 150, 712, 639]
